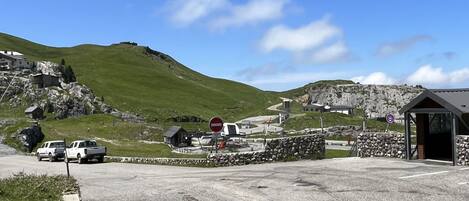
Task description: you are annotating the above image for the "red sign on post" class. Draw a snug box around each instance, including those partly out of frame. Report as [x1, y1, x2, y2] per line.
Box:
[209, 117, 224, 133]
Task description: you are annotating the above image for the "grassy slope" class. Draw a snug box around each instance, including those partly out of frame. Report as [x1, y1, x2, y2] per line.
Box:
[0, 33, 278, 122]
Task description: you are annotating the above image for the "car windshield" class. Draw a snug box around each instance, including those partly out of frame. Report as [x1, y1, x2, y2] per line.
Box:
[49, 142, 65, 148]
[85, 141, 97, 147]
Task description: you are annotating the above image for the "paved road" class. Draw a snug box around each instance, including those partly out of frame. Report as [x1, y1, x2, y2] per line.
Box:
[1, 155, 469, 201]
[0, 136, 16, 156]
[237, 115, 283, 134]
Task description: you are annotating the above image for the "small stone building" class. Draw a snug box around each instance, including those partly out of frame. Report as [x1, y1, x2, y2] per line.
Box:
[31, 73, 60, 88]
[329, 105, 354, 115]
[164, 126, 190, 147]
[400, 88, 469, 165]
[25, 106, 44, 119]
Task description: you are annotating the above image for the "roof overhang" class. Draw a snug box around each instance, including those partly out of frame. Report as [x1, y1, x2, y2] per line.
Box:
[399, 90, 463, 117]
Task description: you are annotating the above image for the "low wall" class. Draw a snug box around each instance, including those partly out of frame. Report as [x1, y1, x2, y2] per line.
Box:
[105, 156, 213, 167]
[106, 134, 325, 167]
[457, 135, 469, 166]
[209, 134, 325, 166]
[357, 132, 405, 158]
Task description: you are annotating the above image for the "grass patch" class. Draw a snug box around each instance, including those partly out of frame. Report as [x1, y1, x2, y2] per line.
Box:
[2, 114, 207, 158]
[0, 172, 79, 201]
[325, 149, 350, 159]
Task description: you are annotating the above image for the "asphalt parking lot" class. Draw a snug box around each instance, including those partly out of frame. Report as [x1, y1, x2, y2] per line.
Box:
[1, 155, 469, 201]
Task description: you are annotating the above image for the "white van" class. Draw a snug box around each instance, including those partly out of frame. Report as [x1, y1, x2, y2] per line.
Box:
[220, 123, 241, 137]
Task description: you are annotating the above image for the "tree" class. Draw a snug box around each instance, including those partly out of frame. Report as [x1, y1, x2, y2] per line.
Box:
[63, 65, 76, 83]
[61, 58, 66, 66]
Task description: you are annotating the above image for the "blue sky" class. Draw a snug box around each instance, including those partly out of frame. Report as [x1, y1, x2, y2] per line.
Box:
[1, 0, 469, 91]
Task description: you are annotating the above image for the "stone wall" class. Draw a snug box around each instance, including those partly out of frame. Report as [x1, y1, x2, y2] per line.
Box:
[357, 132, 405, 158]
[209, 134, 325, 166]
[105, 156, 214, 167]
[456, 135, 469, 166]
[105, 134, 325, 167]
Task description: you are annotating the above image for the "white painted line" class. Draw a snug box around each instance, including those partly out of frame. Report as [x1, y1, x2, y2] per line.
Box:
[458, 182, 469, 185]
[399, 171, 449, 179]
[459, 167, 469, 171]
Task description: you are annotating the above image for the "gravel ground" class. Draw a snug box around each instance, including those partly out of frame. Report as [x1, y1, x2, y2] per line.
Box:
[1, 155, 469, 201]
[0, 136, 16, 156]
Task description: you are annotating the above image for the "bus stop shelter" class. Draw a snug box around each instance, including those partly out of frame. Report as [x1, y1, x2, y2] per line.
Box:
[399, 89, 469, 165]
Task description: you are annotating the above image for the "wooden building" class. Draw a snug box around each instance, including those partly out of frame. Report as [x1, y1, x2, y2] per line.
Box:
[25, 106, 44, 119]
[163, 126, 190, 147]
[400, 89, 469, 165]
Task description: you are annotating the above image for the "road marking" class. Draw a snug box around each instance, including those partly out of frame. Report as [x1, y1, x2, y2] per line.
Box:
[399, 171, 449, 179]
[458, 182, 469, 185]
[459, 167, 469, 171]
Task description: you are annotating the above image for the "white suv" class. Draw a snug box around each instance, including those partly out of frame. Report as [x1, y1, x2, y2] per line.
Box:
[36, 140, 65, 162]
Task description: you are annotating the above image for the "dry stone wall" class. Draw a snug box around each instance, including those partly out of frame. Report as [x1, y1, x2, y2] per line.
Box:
[456, 136, 469, 166]
[209, 134, 325, 166]
[105, 135, 325, 167]
[357, 132, 405, 158]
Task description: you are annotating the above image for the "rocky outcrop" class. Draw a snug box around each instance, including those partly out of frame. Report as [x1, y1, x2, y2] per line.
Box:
[14, 124, 45, 152]
[1, 61, 142, 121]
[298, 84, 423, 118]
[356, 132, 405, 158]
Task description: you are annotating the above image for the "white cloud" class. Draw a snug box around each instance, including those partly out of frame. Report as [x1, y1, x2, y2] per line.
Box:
[168, 0, 229, 26]
[210, 0, 288, 30]
[309, 41, 350, 63]
[406, 65, 469, 84]
[259, 16, 341, 52]
[351, 72, 396, 85]
[376, 35, 433, 57]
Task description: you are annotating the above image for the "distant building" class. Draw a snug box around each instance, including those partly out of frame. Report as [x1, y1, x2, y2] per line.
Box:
[329, 105, 354, 115]
[303, 103, 354, 115]
[282, 98, 292, 113]
[31, 73, 60, 88]
[25, 106, 44, 119]
[0, 51, 32, 70]
[164, 126, 190, 147]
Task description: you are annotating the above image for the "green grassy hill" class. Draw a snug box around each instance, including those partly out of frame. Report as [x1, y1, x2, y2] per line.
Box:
[0, 33, 278, 122]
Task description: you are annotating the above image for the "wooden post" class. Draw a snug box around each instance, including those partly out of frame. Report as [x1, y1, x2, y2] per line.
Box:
[404, 112, 411, 160]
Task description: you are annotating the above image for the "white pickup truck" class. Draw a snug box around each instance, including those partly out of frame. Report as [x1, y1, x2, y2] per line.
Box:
[65, 140, 106, 164]
[36, 140, 65, 162]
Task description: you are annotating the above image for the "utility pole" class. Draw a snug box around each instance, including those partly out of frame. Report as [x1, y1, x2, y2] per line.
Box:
[0, 73, 18, 104]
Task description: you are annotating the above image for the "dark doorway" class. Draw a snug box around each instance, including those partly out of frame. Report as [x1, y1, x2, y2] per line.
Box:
[425, 113, 452, 161]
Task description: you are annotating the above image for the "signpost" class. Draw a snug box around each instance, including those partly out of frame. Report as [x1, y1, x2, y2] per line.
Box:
[209, 117, 224, 153]
[385, 113, 395, 132]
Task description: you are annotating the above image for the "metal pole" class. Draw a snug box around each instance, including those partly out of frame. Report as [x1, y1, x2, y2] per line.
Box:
[64, 138, 70, 178]
[0, 73, 18, 104]
[452, 113, 458, 166]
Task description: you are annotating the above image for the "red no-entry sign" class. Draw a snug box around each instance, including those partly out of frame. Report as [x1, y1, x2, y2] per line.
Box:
[209, 117, 224, 133]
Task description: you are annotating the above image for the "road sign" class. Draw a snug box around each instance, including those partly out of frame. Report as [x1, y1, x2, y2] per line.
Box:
[209, 117, 224, 133]
[386, 113, 395, 124]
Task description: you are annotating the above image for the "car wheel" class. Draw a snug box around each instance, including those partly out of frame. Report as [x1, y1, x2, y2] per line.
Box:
[48, 154, 54, 162]
[36, 153, 41, 161]
[97, 156, 104, 163]
[77, 154, 83, 164]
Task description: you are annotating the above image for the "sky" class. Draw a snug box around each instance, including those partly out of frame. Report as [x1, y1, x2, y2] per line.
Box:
[1, 0, 469, 91]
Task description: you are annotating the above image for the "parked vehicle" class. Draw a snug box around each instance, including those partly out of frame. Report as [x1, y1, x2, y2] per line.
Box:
[220, 123, 240, 137]
[65, 140, 106, 164]
[191, 136, 212, 146]
[36, 140, 65, 162]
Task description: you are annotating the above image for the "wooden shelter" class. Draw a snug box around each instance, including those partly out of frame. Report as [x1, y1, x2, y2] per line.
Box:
[400, 89, 469, 165]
